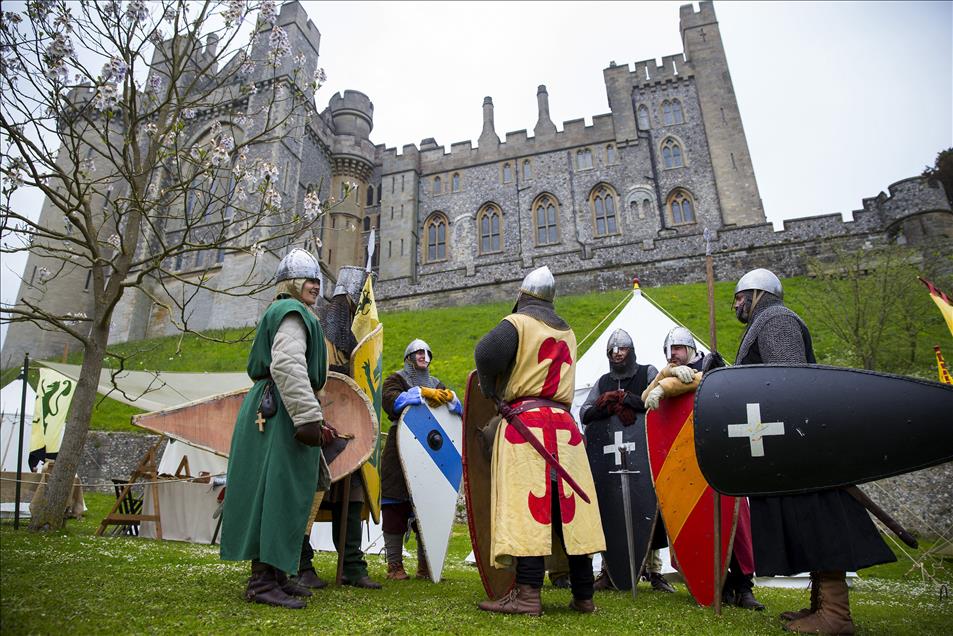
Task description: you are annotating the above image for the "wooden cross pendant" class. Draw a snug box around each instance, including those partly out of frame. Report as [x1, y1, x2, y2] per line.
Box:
[256, 412, 266, 433]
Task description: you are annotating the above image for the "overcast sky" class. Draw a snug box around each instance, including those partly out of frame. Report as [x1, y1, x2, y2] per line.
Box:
[1, 1, 951, 352]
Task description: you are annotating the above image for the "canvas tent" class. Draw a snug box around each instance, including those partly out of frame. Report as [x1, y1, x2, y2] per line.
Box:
[1, 377, 35, 473]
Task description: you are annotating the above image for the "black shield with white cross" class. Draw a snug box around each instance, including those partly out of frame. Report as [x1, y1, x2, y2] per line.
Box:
[694, 364, 953, 497]
[584, 412, 659, 591]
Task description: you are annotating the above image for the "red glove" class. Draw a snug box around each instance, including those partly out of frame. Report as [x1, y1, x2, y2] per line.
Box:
[320, 421, 338, 447]
[294, 421, 328, 447]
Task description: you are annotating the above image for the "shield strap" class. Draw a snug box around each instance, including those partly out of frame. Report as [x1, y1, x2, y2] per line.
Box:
[498, 397, 591, 504]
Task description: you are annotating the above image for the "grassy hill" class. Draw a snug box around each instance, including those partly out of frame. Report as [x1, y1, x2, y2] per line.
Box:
[5, 276, 950, 432]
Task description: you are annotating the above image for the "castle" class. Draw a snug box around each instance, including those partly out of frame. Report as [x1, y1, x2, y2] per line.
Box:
[3, 1, 951, 367]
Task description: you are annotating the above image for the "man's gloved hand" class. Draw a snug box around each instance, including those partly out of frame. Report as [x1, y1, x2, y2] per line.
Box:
[294, 420, 326, 447]
[448, 392, 463, 415]
[394, 386, 423, 412]
[672, 365, 695, 384]
[596, 390, 623, 408]
[320, 421, 339, 447]
[644, 386, 665, 411]
[421, 386, 454, 407]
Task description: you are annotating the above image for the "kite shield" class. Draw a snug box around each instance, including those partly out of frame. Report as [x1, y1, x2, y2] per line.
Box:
[462, 370, 515, 600]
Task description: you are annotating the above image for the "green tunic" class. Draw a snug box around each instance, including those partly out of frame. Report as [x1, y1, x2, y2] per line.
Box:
[220, 299, 327, 574]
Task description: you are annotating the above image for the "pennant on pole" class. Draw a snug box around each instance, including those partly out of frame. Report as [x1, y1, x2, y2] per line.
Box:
[351, 273, 380, 342]
[30, 368, 75, 460]
[936, 346, 953, 385]
[919, 277, 953, 337]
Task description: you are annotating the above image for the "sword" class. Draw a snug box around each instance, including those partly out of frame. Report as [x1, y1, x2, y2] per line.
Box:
[496, 399, 591, 504]
[609, 449, 640, 599]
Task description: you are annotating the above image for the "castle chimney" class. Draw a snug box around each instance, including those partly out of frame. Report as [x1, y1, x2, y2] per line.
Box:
[534, 85, 557, 138]
[479, 96, 500, 149]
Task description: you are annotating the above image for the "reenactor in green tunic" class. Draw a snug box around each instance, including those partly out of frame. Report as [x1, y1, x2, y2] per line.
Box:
[220, 249, 335, 609]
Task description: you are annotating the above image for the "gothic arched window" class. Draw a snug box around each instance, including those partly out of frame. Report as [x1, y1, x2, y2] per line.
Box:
[661, 137, 684, 169]
[522, 159, 532, 180]
[477, 204, 502, 254]
[425, 212, 448, 262]
[590, 184, 619, 236]
[532, 194, 560, 246]
[667, 189, 696, 225]
[576, 149, 593, 170]
[366, 185, 375, 206]
[502, 163, 513, 184]
[637, 104, 651, 130]
[451, 173, 461, 192]
[433, 176, 441, 194]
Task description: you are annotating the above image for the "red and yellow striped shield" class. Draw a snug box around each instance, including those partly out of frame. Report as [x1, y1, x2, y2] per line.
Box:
[646, 391, 738, 607]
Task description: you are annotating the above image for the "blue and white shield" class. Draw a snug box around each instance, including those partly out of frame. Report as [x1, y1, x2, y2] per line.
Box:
[397, 401, 463, 583]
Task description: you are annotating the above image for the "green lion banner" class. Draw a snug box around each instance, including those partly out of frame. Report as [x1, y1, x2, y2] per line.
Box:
[30, 368, 75, 460]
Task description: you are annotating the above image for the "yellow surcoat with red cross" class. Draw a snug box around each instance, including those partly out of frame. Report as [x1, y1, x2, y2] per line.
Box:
[489, 313, 606, 569]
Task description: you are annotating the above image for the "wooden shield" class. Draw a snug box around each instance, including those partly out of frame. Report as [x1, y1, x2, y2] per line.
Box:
[132, 372, 376, 482]
[462, 370, 515, 600]
[351, 324, 384, 523]
[647, 391, 738, 607]
[695, 365, 953, 497]
[585, 413, 658, 591]
[397, 402, 463, 583]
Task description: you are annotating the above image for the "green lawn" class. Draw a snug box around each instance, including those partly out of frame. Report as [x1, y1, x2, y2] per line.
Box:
[5, 275, 949, 433]
[0, 492, 950, 635]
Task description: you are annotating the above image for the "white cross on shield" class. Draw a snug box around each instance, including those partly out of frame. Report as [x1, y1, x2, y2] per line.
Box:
[727, 402, 785, 457]
[603, 430, 635, 466]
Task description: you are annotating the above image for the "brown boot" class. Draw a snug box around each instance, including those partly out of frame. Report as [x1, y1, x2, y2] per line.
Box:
[416, 559, 431, 581]
[784, 572, 854, 635]
[781, 573, 820, 621]
[478, 584, 543, 616]
[245, 562, 306, 609]
[593, 572, 615, 591]
[275, 570, 312, 598]
[387, 562, 409, 581]
[294, 568, 328, 590]
[569, 596, 596, 613]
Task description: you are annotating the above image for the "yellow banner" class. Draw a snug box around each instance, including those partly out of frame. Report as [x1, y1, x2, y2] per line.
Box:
[921, 277, 953, 337]
[351, 324, 384, 523]
[30, 368, 75, 454]
[936, 347, 953, 385]
[351, 274, 380, 342]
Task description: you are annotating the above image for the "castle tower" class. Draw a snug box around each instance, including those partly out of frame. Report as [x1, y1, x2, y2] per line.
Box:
[680, 1, 764, 226]
[325, 90, 376, 274]
[378, 145, 420, 283]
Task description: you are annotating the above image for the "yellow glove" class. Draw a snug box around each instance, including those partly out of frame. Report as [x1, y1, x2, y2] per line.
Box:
[421, 387, 454, 406]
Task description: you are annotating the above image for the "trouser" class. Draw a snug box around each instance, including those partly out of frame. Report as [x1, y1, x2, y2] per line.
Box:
[382, 501, 415, 535]
[723, 553, 754, 593]
[515, 485, 594, 600]
[644, 549, 663, 574]
[331, 500, 367, 580]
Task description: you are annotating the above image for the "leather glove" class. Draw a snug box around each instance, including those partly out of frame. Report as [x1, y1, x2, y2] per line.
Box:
[421, 386, 454, 406]
[644, 386, 665, 411]
[618, 405, 637, 426]
[294, 420, 325, 447]
[672, 365, 695, 384]
[320, 421, 339, 447]
[394, 386, 423, 412]
[595, 391, 620, 408]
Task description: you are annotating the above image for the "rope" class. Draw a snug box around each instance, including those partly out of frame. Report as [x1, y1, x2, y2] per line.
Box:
[575, 292, 630, 350]
[0, 472, 226, 490]
[867, 480, 953, 545]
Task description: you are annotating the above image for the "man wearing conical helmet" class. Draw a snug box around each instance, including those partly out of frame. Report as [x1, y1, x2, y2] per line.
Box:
[474, 266, 605, 616]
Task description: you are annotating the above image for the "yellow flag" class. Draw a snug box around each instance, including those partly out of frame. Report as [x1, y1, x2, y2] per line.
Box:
[351, 273, 379, 341]
[30, 368, 75, 454]
[920, 277, 953, 337]
[936, 347, 953, 385]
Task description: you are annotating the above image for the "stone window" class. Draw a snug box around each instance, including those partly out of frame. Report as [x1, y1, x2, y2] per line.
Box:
[606, 144, 617, 164]
[425, 212, 449, 262]
[532, 194, 560, 245]
[433, 175, 442, 194]
[667, 189, 696, 225]
[575, 149, 593, 170]
[662, 99, 684, 126]
[377, 186, 382, 204]
[637, 105, 651, 130]
[366, 185, 375, 206]
[477, 204, 502, 254]
[451, 172, 461, 192]
[502, 163, 513, 184]
[363, 216, 371, 231]
[522, 159, 532, 180]
[661, 137, 684, 169]
[590, 184, 619, 237]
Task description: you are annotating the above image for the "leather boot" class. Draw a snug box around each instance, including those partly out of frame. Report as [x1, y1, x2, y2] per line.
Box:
[275, 570, 312, 598]
[784, 571, 854, 635]
[387, 562, 409, 581]
[244, 561, 306, 609]
[646, 571, 676, 593]
[593, 571, 615, 591]
[781, 573, 820, 621]
[416, 541, 430, 580]
[735, 589, 765, 611]
[568, 596, 596, 613]
[478, 584, 543, 616]
[294, 568, 328, 590]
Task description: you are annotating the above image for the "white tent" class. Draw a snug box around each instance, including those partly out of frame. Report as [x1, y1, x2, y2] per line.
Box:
[1, 377, 36, 473]
[570, 287, 710, 422]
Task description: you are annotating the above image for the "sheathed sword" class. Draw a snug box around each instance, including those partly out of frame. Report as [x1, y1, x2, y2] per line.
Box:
[496, 399, 591, 504]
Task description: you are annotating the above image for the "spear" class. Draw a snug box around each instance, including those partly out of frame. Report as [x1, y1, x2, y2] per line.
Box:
[704, 227, 722, 615]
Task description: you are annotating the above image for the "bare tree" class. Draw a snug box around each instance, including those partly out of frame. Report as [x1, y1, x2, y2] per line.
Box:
[0, 1, 339, 530]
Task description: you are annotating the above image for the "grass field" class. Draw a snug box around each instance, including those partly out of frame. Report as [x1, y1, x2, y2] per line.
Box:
[1, 492, 951, 635]
[4, 275, 950, 433]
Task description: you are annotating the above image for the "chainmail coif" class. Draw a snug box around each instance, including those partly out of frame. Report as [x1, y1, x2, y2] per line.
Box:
[320, 294, 357, 356]
[735, 293, 811, 364]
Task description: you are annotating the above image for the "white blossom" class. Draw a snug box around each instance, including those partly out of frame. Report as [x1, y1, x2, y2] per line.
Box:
[148, 73, 163, 94]
[37, 266, 52, 282]
[222, 0, 245, 27]
[183, 108, 196, 120]
[211, 135, 234, 166]
[293, 52, 306, 67]
[250, 242, 265, 256]
[267, 26, 290, 64]
[145, 122, 158, 136]
[262, 183, 281, 209]
[94, 82, 119, 112]
[107, 233, 121, 250]
[257, 161, 278, 183]
[125, 0, 149, 24]
[64, 311, 88, 325]
[100, 57, 127, 83]
[303, 190, 321, 220]
[44, 32, 74, 82]
[259, 0, 277, 25]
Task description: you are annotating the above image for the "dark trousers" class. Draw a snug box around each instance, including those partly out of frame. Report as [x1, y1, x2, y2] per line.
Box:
[515, 484, 594, 600]
[331, 500, 368, 580]
[724, 553, 754, 593]
[382, 501, 415, 535]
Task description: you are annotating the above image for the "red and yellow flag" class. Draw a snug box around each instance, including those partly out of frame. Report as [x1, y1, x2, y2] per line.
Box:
[920, 277, 953, 337]
[935, 346, 953, 385]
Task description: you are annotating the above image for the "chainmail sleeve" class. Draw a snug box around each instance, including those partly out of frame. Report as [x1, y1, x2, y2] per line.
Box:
[756, 314, 809, 364]
[474, 320, 519, 399]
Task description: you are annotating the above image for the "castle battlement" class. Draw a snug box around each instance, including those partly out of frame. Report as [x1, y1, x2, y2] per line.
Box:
[679, 1, 717, 27]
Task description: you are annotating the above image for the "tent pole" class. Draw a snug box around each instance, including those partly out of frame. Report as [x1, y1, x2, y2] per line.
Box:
[14, 353, 29, 530]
